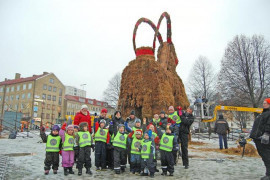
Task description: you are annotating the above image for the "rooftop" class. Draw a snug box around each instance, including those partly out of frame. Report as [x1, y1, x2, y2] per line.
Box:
[65, 95, 113, 108]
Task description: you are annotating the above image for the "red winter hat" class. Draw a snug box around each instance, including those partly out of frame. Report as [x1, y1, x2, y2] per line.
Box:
[265, 98, 270, 104]
[101, 108, 108, 113]
[135, 129, 142, 135]
[61, 123, 67, 130]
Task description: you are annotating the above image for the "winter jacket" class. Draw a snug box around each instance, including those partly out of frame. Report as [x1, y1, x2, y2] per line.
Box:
[40, 131, 62, 149]
[214, 118, 230, 135]
[250, 108, 270, 140]
[179, 112, 194, 134]
[109, 116, 125, 137]
[125, 116, 140, 132]
[94, 123, 110, 144]
[157, 130, 179, 151]
[74, 111, 92, 133]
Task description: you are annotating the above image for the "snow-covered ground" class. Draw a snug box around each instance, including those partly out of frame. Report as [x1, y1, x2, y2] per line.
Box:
[0, 131, 266, 180]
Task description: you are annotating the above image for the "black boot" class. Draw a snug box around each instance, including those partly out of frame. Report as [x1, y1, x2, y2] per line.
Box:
[261, 176, 270, 180]
[86, 168, 92, 175]
[161, 171, 167, 176]
[169, 172, 174, 176]
[115, 169, 120, 174]
[150, 173, 154, 178]
[64, 168, 69, 176]
[78, 169, 82, 176]
[68, 167, 74, 174]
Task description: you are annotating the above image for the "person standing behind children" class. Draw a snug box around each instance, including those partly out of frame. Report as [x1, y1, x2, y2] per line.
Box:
[128, 129, 143, 175]
[214, 114, 230, 149]
[94, 119, 110, 171]
[76, 122, 95, 176]
[40, 125, 62, 175]
[59, 125, 75, 176]
[113, 124, 128, 174]
[158, 126, 179, 176]
[140, 130, 156, 178]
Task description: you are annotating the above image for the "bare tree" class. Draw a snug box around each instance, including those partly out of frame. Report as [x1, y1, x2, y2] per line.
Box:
[219, 35, 270, 108]
[102, 73, 121, 108]
[187, 56, 216, 100]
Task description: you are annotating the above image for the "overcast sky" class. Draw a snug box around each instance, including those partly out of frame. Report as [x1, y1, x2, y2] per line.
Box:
[0, 0, 270, 100]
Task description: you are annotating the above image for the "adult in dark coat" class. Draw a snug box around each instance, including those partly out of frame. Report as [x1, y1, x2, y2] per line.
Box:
[179, 107, 194, 169]
[250, 98, 270, 180]
[214, 114, 230, 149]
[109, 111, 125, 137]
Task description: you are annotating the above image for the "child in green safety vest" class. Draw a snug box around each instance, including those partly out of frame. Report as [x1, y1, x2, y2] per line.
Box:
[148, 124, 160, 172]
[76, 122, 95, 176]
[59, 125, 75, 176]
[113, 124, 128, 174]
[73, 125, 79, 169]
[40, 125, 62, 175]
[94, 119, 110, 171]
[128, 129, 143, 175]
[139, 129, 156, 178]
[158, 125, 179, 176]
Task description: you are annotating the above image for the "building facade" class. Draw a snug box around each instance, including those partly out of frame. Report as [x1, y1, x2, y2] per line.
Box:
[65, 86, 86, 98]
[64, 95, 115, 120]
[0, 72, 65, 125]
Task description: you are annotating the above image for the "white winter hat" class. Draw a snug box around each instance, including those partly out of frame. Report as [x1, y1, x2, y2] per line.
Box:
[81, 104, 88, 110]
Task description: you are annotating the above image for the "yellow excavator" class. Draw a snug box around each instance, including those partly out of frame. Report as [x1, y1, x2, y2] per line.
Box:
[201, 105, 263, 123]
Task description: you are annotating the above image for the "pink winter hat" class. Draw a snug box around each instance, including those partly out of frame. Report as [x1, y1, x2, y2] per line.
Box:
[67, 125, 74, 131]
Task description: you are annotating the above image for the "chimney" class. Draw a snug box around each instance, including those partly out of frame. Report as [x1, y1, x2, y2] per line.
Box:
[15, 73, 21, 79]
[43, 72, 49, 75]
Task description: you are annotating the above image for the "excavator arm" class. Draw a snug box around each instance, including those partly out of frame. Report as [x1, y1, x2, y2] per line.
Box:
[201, 105, 263, 123]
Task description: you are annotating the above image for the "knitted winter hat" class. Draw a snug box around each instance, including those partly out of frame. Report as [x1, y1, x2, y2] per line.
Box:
[61, 123, 67, 130]
[135, 119, 141, 123]
[168, 106, 174, 111]
[144, 130, 152, 139]
[81, 104, 88, 110]
[160, 111, 165, 114]
[135, 129, 142, 135]
[265, 98, 270, 104]
[52, 125, 60, 132]
[67, 125, 74, 131]
[130, 110, 135, 115]
[100, 119, 106, 125]
[101, 108, 108, 113]
[74, 125, 79, 129]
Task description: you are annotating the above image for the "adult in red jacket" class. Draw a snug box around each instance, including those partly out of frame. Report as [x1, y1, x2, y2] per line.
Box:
[74, 105, 92, 134]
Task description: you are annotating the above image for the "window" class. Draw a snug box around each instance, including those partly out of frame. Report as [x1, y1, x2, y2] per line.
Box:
[21, 104, 24, 109]
[11, 86, 14, 92]
[50, 78, 54, 84]
[27, 93, 31, 99]
[23, 84, 26, 90]
[28, 83, 32, 89]
[10, 95, 14, 101]
[52, 105, 55, 110]
[14, 104, 18, 110]
[22, 94, 25, 99]
[0, 96, 2, 101]
[59, 89, 62, 96]
[16, 95, 19, 100]
[43, 84, 47, 90]
[41, 113, 45, 119]
[48, 86, 52, 91]
[47, 95, 51, 100]
[0, 87, 3, 92]
[42, 94, 46, 100]
[79, 98, 84, 103]
[52, 114, 55, 119]
[6, 87, 9, 93]
[17, 85, 20, 91]
[46, 113, 50, 119]
[53, 87, 57, 92]
[97, 102, 101, 106]
[88, 100, 94, 104]
[47, 104, 51, 110]
[52, 95, 56, 101]
[58, 97, 62, 105]
[5, 96, 9, 101]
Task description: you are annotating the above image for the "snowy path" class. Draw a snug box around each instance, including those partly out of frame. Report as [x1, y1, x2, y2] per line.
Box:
[0, 131, 266, 180]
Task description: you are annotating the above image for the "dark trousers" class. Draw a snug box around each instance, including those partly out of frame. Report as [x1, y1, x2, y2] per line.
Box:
[95, 141, 107, 168]
[106, 147, 114, 169]
[77, 146, 91, 169]
[218, 134, 228, 149]
[141, 155, 155, 175]
[160, 150, 174, 174]
[130, 154, 141, 173]
[114, 147, 127, 170]
[44, 152, 59, 170]
[74, 146, 80, 167]
[255, 140, 270, 176]
[180, 133, 189, 166]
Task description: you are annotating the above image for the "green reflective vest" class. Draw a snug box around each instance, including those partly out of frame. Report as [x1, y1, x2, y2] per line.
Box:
[78, 131, 92, 147]
[132, 127, 142, 138]
[141, 141, 152, 159]
[168, 111, 181, 124]
[113, 132, 127, 149]
[46, 135, 61, 152]
[95, 128, 108, 143]
[131, 138, 142, 155]
[152, 118, 160, 125]
[160, 134, 174, 152]
[63, 133, 74, 151]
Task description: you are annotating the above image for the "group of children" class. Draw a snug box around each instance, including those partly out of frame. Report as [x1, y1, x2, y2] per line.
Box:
[41, 115, 179, 178]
